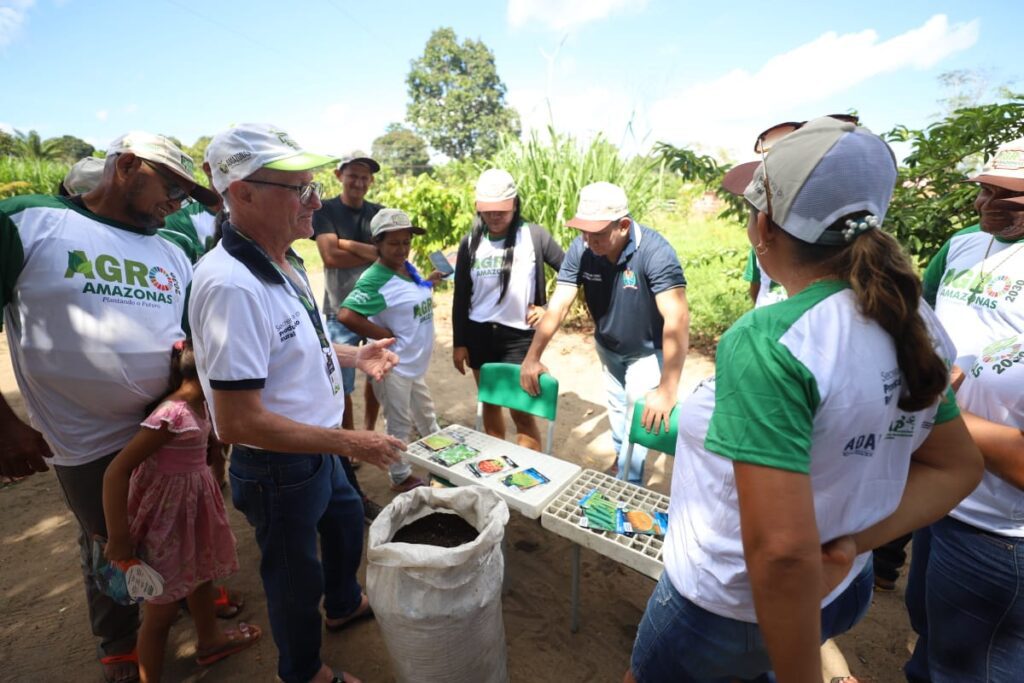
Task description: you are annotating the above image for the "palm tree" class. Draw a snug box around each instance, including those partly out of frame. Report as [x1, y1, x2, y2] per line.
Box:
[12, 129, 61, 160]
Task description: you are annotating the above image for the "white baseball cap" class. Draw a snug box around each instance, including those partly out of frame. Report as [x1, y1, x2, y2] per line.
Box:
[206, 123, 337, 195]
[966, 137, 1024, 193]
[370, 208, 426, 239]
[742, 117, 897, 245]
[475, 168, 517, 211]
[62, 156, 105, 195]
[567, 182, 630, 232]
[106, 131, 219, 206]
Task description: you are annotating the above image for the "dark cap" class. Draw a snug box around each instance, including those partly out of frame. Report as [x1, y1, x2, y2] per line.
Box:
[337, 156, 381, 173]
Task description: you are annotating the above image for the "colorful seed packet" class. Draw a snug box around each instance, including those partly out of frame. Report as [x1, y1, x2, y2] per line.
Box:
[429, 443, 480, 467]
[501, 467, 550, 491]
[91, 537, 165, 605]
[420, 433, 458, 451]
[616, 509, 668, 536]
[468, 455, 518, 478]
[577, 488, 620, 532]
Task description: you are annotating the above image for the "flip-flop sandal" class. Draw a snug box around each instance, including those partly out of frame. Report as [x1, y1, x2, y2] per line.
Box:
[213, 585, 244, 619]
[196, 622, 262, 666]
[325, 595, 374, 632]
[100, 650, 139, 683]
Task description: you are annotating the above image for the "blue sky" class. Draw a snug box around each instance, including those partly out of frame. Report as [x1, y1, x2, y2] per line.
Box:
[0, 0, 1019, 163]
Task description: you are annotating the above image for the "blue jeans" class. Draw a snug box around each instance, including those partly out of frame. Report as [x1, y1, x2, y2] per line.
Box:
[905, 516, 1024, 682]
[631, 563, 874, 682]
[229, 448, 364, 683]
[594, 343, 664, 484]
[326, 314, 360, 396]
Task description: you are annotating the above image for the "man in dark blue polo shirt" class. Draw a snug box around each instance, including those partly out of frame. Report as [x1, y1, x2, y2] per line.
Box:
[521, 182, 690, 483]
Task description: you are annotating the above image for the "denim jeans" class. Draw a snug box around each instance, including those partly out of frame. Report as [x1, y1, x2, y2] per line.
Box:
[905, 516, 1024, 682]
[229, 448, 364, 683]
[593, 343, 664, 484]
[326, 314, 361, 396]
[631, 563, 874, 683]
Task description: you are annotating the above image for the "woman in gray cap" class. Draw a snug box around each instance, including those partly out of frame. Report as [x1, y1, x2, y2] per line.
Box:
[626, 117, 982, 683]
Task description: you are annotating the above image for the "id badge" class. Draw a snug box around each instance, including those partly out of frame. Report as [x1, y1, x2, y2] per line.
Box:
[323, 348, 340, 394]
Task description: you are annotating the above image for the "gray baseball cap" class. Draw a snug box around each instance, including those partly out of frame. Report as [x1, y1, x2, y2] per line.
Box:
[370, 208, 425, 238]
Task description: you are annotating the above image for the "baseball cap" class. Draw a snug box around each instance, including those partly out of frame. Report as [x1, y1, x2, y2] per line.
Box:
[721, 161, 760, 196]
[567, 182, 630, 232]
[370, 208, 426, 239]
[966, 138, 1024, 192]
[475, 168, 517, 211]
[736, 117, 897, 245]
[337, 156, 381, 173]
[206, 123, 338, 195]
[62, 156, 105, 195]
[106, 132, 219, 207]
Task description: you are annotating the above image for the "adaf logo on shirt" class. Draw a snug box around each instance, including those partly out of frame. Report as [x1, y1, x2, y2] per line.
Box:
[622, 268, 638, 290]
[64, 250, 181, 305]
[842, 433, 877, 458]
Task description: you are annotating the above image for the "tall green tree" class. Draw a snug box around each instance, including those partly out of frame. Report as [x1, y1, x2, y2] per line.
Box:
[0, 130, 15, 157]
[372, 123, 430, 175]
[406, 27, 520, 160]
[46, 135, 95, 163]
[12, 129, 61, 160]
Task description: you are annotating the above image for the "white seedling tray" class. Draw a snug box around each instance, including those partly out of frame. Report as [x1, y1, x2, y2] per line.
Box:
[406, 425, 581, 519]
[541, 469, 670, 580]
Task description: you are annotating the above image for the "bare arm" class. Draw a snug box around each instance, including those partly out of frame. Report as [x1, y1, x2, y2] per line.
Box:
[735, 462, 823, 682]
[315, 233, 377, 269]
[961, 410, 1024, 490]
[102, 425, 175, 561]
[850, 416, 983, 553]
[0, 393, 50, 479]
[520, 283, 577, 395]
[337, 307, 392, 341]
[642, 287, 689, 432]
[212, 388, 404, 468]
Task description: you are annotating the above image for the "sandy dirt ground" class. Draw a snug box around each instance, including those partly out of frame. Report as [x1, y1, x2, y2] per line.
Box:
[0, 276, 917, 682]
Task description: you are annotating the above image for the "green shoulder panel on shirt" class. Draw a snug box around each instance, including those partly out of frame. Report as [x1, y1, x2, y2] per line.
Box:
[340, 262, 392, 316]
[934, 386, 960, 424]
[160, 205, 204, 264]
[705, 281, 845, 474]
[922, 224, 979, 307]
[742, 248, 757, 283]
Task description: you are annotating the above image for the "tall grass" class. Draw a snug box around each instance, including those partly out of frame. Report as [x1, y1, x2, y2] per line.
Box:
[0, 157, 69, 198]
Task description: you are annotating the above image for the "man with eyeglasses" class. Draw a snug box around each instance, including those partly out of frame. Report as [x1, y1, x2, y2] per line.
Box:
[0, 131, 218, 683]
[520, 181, 690, 484]
[193, 123, 404, 683]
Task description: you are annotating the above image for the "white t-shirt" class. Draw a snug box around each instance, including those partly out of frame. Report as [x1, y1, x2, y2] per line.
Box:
[341, 262, 435, 379]
[664, 280, 959, 622]
[925, 226, 1024, 535]
[1, 195, 192, 466]
[468, 226, 536, 329]
[189, 234, 345, 437]
[743, 248, 787, 308]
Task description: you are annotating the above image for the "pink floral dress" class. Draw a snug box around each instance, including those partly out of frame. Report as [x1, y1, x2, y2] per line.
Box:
[127, 399, 238, 603]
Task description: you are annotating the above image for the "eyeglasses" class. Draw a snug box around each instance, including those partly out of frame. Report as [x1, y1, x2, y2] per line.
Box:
[140, 158, 189, 202]
[754, 114, 860, 154]
[244, 179, 322, 205]
[754, 113, 861, 222]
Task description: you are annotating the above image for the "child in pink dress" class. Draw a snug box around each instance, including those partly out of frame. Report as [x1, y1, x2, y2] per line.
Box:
[102, 340, 260, 682]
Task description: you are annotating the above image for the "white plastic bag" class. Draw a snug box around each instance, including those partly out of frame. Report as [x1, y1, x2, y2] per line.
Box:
[367, 485, 510, 683]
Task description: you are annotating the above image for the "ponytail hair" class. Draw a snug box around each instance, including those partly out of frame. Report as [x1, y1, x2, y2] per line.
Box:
[788, 212, 948, 411]
[468, 197, 523, 303]
[144, 338, 199, 416]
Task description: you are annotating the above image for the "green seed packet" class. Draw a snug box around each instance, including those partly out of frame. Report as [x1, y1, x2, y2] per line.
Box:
[420, 433, 458, 451]
[429, 443, 480, 467]
[501, 467, 550, 491]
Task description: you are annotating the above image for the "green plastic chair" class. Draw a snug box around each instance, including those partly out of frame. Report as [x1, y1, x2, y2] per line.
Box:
[475, 362, 559, 453]
[618, 396, 679, 481]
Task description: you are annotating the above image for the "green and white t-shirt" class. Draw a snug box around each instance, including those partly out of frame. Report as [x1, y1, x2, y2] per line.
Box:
[663, 280, 959, 622]
[160, 201, 217, 263]
[341, 262, 435, 379]
[923, 225, 1024, 536]
[742, 248, 787, 308]
[1, 195, 192, 466]
[468, 226, 536, 330]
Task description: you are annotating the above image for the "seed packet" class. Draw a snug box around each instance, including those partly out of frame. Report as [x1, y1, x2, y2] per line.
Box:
[468, 456, 518, 478]
[577, 488, 619, 532]
[429, 443, 479, 467]
[502, 467, 550, 491]
[420, 433, 458, 451]
[616, 509, 668, 536]
[91, 537, 165, 605]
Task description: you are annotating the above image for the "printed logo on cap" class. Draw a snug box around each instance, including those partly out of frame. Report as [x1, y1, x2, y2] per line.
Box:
[992, 146, 1024, 171]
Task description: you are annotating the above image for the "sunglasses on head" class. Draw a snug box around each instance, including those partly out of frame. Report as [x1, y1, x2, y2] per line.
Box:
[754, 114, 860, 154]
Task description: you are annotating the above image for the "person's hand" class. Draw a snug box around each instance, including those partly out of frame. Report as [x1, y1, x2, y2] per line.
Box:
[356, 338, 399, 381]
[950, 364, 966, 393]
[426, 270, 445, 284]
[820, 535, 857, 598]
[340, 430, 406, 470]
[519, 357, 548, 397]
[525, 305, 546, 328]
[103, 534, 134, 564]
[453, 346, 469, 375]
[0, 417, 51, 480]
[641, 386, 676, 434]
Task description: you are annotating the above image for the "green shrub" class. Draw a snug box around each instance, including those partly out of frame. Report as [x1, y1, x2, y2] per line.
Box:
[0, 157, 69, 197]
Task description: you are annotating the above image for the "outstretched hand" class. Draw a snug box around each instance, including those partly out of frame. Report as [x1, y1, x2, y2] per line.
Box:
[342, 430, 406, 470]
[356, 338, 399, 381]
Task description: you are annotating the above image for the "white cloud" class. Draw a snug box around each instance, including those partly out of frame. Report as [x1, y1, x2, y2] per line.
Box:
[508, 0, 645, 31]
[0, 0, 35, 47]
[287, 100, 405, 159]
[95, 109, 108, 122]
